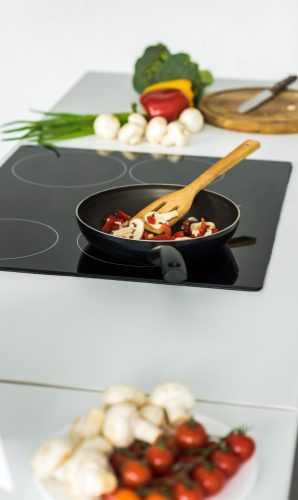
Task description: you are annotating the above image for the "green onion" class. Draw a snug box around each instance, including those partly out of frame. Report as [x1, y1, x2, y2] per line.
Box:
[1, 110, 131, 152]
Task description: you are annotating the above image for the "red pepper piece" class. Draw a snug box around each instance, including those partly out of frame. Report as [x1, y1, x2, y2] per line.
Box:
[199, 219, 207, 236]
[160, 223, 172, 238]
[115, 210, 131, 221]
[212, 227, 219, 234]
[142, 231, 151, 240]
[140, 88, 189, 122]
[147, 215, 157, 225]
[101, 214, 117, 233]
[173, 231, 185, 239]
[152, 234, 172, 240]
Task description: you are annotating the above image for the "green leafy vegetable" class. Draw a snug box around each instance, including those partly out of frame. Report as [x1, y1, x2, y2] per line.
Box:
[133, 43, 170, 94]
[133, 43, 213, 103]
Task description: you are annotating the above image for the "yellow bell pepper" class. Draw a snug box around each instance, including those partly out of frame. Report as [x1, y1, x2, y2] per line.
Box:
[143, 79, 194, 107]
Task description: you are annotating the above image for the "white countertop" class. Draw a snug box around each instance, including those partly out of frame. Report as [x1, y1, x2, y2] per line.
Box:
[0, 73, 298, 410]
[0, 382, 297, 500]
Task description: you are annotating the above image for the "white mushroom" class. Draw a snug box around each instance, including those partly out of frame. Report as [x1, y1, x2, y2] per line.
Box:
[133, 417, 162, 444]
[145, 117, 168, 144]
[161, 121, 189, 147]
[102, 402, 138, 447]
[72, 462, 117, 497]
[149, 382, 195, 425]
[112, 219, 144, 240]
[102, 384, 146, 407]
[54, 448, 110, 485]
[93, 114, 121, 140]
[139, 404, 165, 427]
[179, 108, 204, 134]
[190, 221, 216, 238]
[118, 122, 144, 145]
[55, 449, 117, 497]
[77, 435, 113, 455]
[128, 113, 147, 131]
[31, 437, 73, 480]
[70, 407, 105, 445]
[144, 210, 179, 230]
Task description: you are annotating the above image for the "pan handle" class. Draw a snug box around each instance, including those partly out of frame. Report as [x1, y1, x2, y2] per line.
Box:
[148, 246, 188, 283]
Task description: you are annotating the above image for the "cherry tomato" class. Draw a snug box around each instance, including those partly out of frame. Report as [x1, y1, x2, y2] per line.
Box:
[226, 433, 255, 462]
[210, 450, 240, 478]
[192, 464, 226, 495]
[121, 460, 152, 488]
[173, 480, 204, 500]
[145, 493, 169, 500]
[176, 418, 207, 450]
[103, 488, 141, 500]
[145, 441, 175, 474]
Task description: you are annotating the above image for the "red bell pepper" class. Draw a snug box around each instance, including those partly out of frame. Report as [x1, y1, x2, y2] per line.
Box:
[160, 223, 172, 238]
[101, 214, 117, 233]
[147, 215, 157, 225]
[115, 210, 131, 221]
[152, 234, 172, 240]
[173, 231, 185, 239]
[140, 88, 189, 122]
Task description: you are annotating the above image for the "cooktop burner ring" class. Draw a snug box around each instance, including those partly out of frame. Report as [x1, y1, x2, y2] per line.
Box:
[0, 218, 59, 260]
[128, 157, 226, 185]
[76, 233, 154, 268]
[11, 150, 128, 189]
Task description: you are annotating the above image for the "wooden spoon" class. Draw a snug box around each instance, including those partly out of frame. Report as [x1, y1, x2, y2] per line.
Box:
[134, 139, 260, 234]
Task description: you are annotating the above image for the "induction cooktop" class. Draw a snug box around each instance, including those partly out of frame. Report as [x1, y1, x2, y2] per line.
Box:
[0, 145, 292, 290]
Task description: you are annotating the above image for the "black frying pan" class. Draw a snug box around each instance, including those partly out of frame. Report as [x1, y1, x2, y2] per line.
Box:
[76, 184, 240, 283]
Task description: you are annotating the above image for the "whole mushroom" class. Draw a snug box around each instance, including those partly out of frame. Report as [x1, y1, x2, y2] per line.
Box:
[179, 108, 204, 134]
[93, 114, 121, 140]
[118, 122, 144, 145]
[133, 417, 162, 444]
[145, 117, 168, 144]
[31, 437, 73, 480]
[161, 121, 189, 147]
[70, 407, 105, 445]
[149, 382, 195, 425]
[102, 384, 146, 407]
[128, 113, 147, 131]
[139, 404, 165, 427]
[77, 435, 113, 455]
[102, 402, 138, 447]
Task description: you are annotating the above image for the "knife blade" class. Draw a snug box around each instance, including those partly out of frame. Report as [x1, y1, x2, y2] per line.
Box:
[237, 75, 297, 114]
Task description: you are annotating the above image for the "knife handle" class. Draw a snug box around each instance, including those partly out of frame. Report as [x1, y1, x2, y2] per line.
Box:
[271, 75, 297, 95]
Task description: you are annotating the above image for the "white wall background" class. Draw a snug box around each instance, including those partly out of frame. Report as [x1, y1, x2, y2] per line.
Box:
[0, 0, 297, 156]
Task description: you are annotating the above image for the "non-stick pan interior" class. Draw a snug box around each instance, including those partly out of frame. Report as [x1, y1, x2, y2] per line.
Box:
[78, 184, 239, 234]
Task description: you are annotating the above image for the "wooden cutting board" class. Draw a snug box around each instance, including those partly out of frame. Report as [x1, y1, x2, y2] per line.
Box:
[199, 88, 298, 134]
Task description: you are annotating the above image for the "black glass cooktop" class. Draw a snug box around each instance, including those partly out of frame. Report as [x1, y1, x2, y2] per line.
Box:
[0, 145, 292, 290]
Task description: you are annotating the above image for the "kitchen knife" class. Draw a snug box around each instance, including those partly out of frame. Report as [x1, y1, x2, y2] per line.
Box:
[237, 75, 297, 114]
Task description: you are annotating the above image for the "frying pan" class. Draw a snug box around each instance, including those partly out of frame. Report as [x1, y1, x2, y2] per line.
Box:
[76, 184, 240, 283]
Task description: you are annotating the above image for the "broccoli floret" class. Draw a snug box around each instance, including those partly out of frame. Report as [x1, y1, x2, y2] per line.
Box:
[133, 44, 213, 104]
[133, 43, 171, 94]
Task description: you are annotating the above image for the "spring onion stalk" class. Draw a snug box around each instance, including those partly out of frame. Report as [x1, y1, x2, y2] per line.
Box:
[1, 110, 132, 152]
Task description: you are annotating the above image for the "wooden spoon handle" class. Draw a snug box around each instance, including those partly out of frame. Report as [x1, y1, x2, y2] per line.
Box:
[185, 139, 260, 197]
